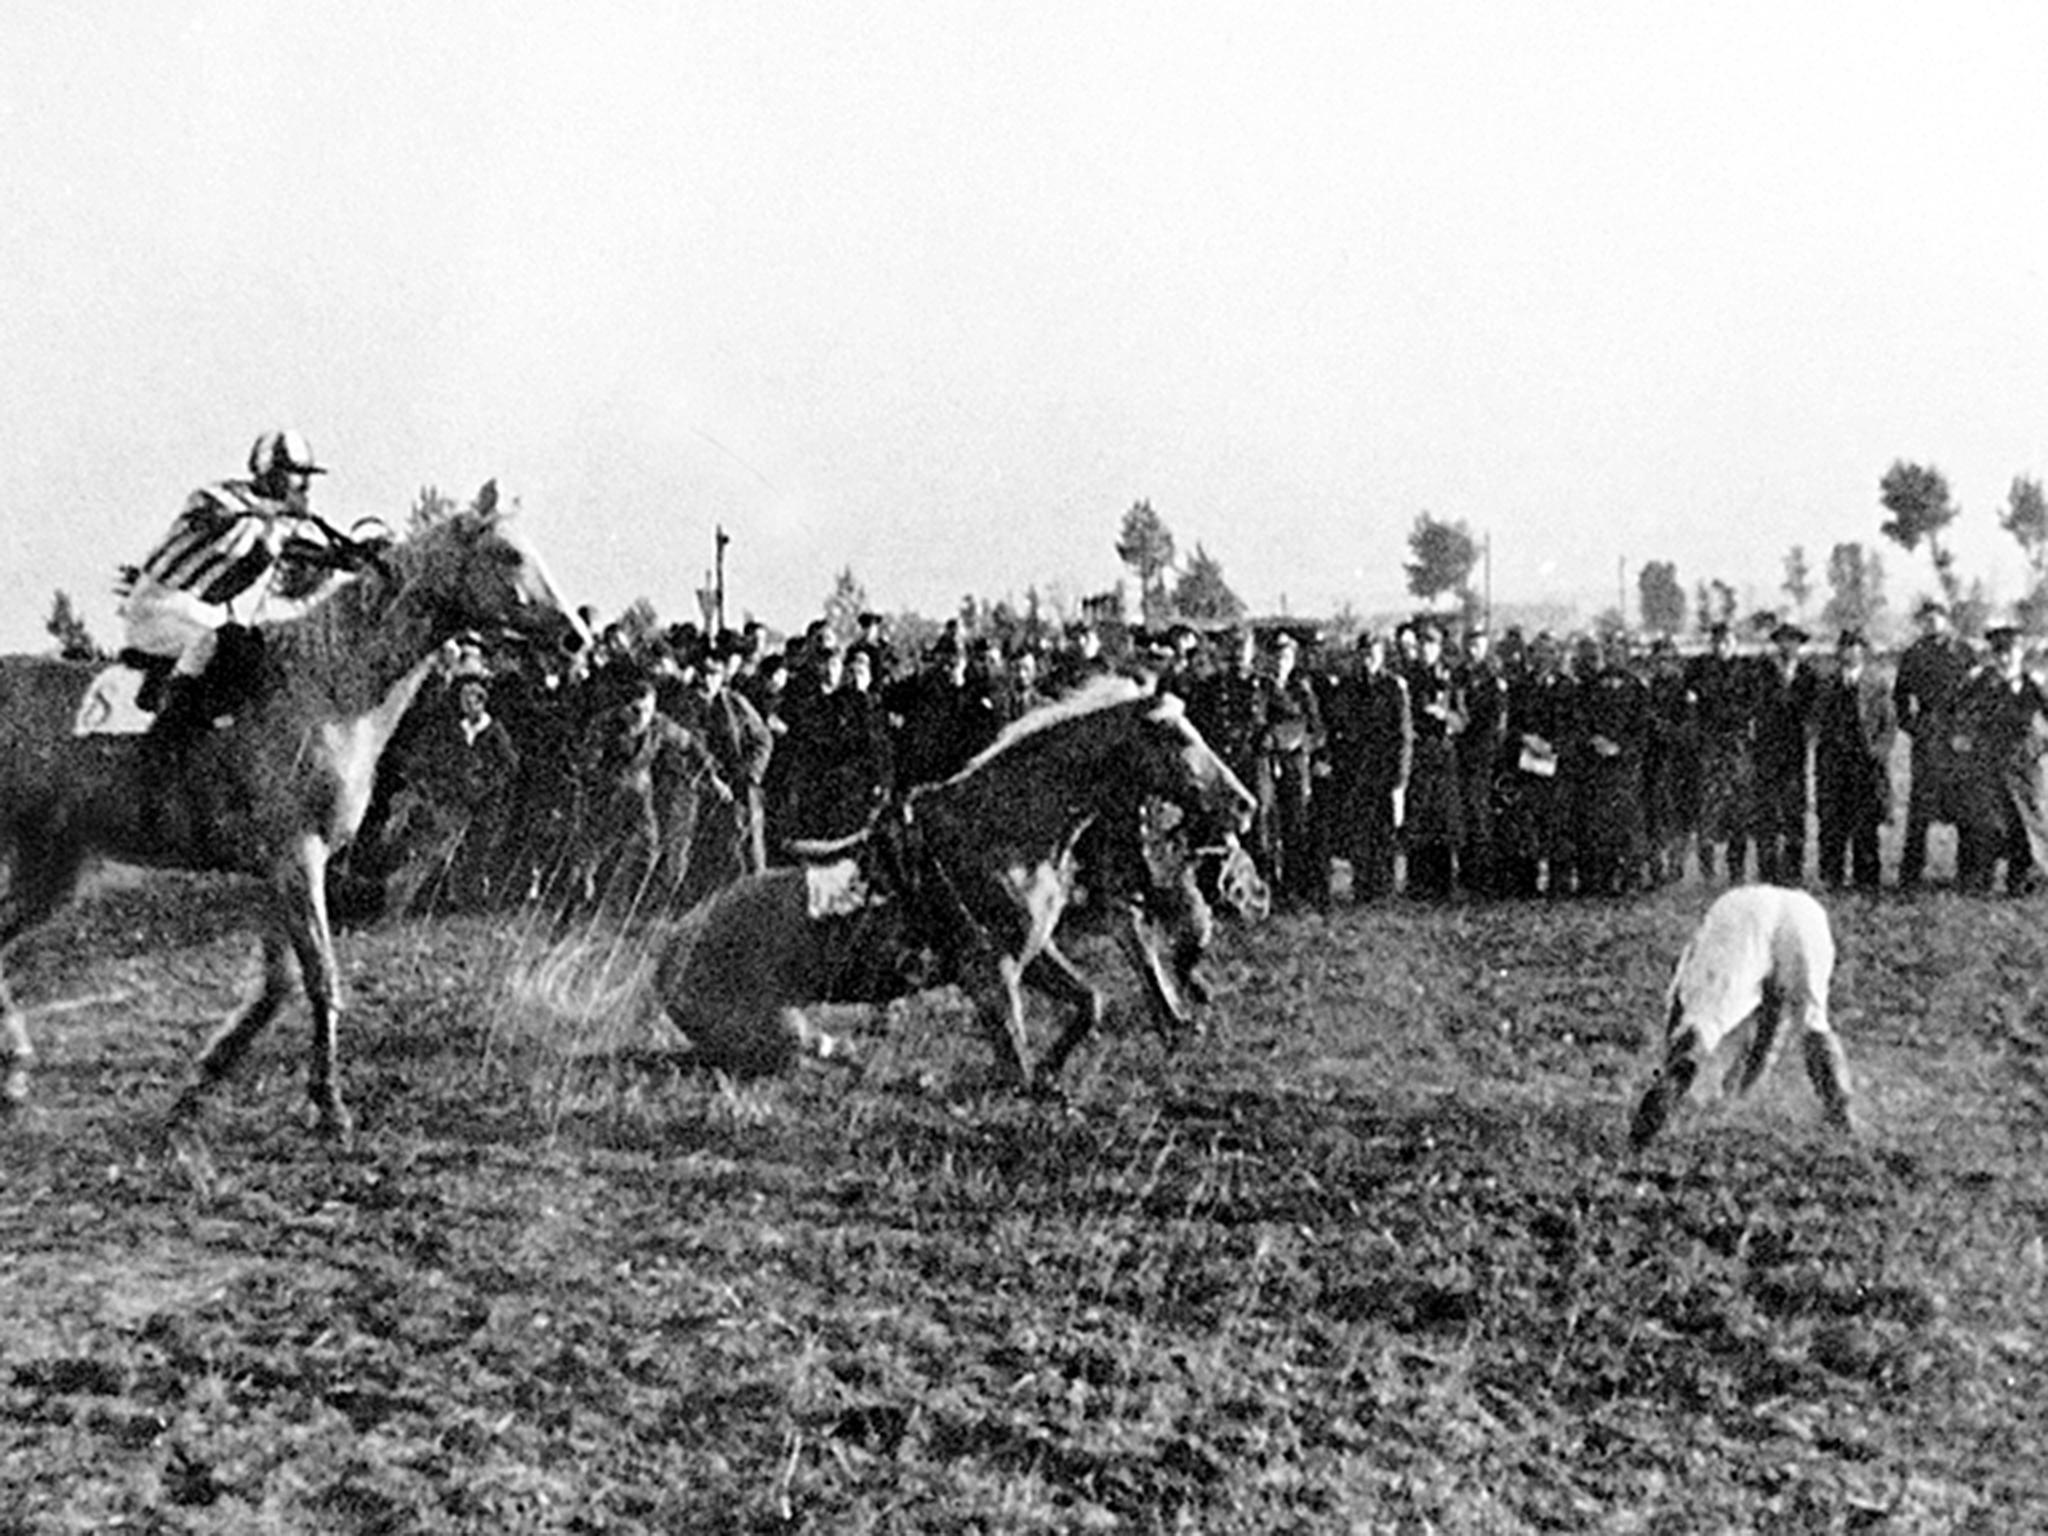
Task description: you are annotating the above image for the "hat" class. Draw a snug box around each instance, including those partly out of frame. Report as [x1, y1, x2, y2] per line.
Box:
[1771, 621, 1809, 646]
[1916, 597, 1948, 618]
[1836, 627, 1869, 652]
[856, 611, 884, 627]
[1986, 624, 2022, 652]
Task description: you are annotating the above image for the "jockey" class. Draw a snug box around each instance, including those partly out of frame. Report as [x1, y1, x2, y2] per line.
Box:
[118, 430, 333, 744]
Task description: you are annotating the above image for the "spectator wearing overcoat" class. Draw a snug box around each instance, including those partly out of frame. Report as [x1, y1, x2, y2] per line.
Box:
[1893, 598, 1977, 889]
[405, 673, 522, 911]
[1190, 627, 1274, 879]
[671, 637, 776, 886]
[1262, 632, 1328, 911]
[893, 639, 982, 789]
[1947, 626, 2048, 895]
[1812, 628, 1897, 893]
[1323, 630, 1412, 901]
[1567, 632, 1650, 897]
[1401, 621, 1466, 899]
[1684, 623, 1758, 883]
[1751, 621, 1819, 885]
[1495, 632, 1574, 897]
[1455, 629, 1511, 897]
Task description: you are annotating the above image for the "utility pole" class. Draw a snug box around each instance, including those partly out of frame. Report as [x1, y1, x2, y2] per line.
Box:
[714, 524, 730, 632]
[1483, 531, 1492, 632]
[1617, 554, 1627, 630]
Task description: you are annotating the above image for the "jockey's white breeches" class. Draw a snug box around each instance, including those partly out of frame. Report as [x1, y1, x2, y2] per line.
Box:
[118, 577, 227, 676]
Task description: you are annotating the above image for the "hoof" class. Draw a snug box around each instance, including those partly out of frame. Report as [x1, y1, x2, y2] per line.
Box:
[308, 1099, 356, 1148]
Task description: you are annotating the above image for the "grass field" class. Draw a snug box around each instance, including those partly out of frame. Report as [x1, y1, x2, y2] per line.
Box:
[3, 868, 2046, 1532]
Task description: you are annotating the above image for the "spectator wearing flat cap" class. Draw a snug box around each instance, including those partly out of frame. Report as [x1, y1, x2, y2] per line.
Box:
[1948, 625, 2048, 894]
[1750, 620, 1818, 885]
[1893, 598, 1976, 888]
[1813, 628, 1897, 892]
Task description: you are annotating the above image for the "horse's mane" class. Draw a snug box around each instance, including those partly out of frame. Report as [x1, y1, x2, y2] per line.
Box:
[954, 672, 1159, 777]
[260, 511, 479, 678]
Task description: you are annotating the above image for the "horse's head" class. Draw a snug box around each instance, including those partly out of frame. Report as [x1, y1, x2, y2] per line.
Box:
[406, 502, 591, 660]
[1130, 692, 1256, 835]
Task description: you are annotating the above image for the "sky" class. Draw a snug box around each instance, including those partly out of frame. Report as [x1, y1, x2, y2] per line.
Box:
[4, 1, 2046, 653]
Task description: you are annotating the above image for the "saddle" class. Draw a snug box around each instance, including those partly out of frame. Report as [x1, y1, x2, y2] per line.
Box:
[75, 625, 269, 739]
[784, 800, 975, 989]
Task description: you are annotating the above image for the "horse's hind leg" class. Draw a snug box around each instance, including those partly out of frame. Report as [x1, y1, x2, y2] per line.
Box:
[0, 823, 93, 1114]
[1, 969, 32, 1113]
[962, 950, 1033, 1089]
[1801, 1025, 1854, 1132]
[171, 928, 298, 1128]
[1630, 1018, 1702, 1150]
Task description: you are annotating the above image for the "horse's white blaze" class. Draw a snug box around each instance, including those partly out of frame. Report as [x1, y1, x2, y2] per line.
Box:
[503, 525, 587, 644]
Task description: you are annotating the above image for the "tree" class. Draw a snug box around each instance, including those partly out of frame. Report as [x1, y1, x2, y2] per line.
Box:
[1403, 512, 1478, 612]
[45, 589, 100, 661]
[1637, 560, 1686, 636]
[1171, 542, 1245, 625]
[1693, 578, 1738, 634]
[1115, 500, 1177, 625]
[822, 567, 868, 643]
[1819, 542, 1886, 636]
[2000, 475, 2048, 633]
[1781, 545, 1812, 620]
[1878, 459, 1961, 608]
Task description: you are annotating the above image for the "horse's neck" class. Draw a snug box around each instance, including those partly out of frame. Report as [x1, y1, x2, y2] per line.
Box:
[926, 736, 1103, 849]
[273, 569, 449, 717]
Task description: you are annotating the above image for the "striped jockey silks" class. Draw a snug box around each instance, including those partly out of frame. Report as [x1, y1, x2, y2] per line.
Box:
[138, 481, 299, 607]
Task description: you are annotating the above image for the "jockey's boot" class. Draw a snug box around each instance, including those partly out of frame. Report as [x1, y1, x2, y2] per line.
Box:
[141, 674, 211, 798]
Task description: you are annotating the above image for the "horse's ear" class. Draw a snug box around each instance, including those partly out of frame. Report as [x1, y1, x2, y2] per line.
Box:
[472, 479, 499, 520]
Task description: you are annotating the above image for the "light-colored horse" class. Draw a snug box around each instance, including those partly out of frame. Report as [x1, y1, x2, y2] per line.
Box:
[1629, 885, 1853, 1147]
[656, 677, 1256, 1089]
[0, 503, 587, 1140]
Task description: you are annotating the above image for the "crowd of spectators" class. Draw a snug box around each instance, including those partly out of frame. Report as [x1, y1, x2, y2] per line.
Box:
[339, 592, 2048, 923]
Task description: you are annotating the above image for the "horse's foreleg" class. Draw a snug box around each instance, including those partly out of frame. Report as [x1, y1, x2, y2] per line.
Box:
[1630, 1026, 1702, 1149]
[962, 949, 1033, 1088]
[1027, 942, 1107, 1085]
[277, 840, 350, 1141]
[172, 928, 297, 1125]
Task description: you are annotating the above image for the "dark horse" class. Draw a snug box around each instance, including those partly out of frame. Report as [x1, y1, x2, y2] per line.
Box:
[0, 504, 586, 1139]
[655, 676, 1257, 1089]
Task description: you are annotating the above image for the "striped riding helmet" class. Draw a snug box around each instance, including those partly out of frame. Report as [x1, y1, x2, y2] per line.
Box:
[247, 429, 327, 481]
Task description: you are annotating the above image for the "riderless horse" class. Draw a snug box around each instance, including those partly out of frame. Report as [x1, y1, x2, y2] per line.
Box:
[0, 500, 587, 1140]
[654, 676, 1257, 1090]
